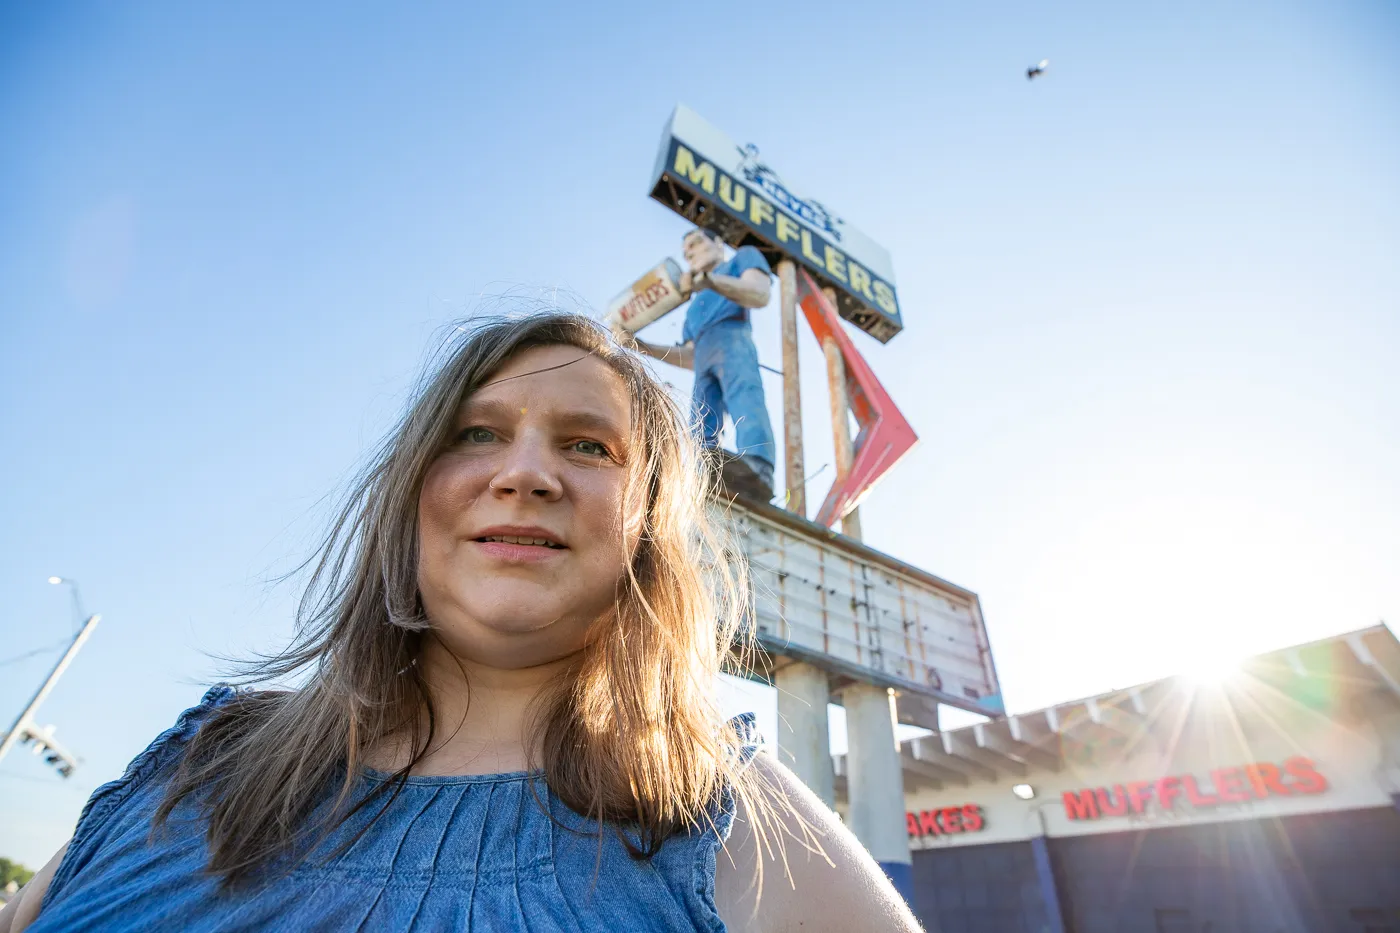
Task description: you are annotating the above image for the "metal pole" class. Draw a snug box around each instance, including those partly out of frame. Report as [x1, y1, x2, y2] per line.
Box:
[1030, 805, 1069, 933]
[778, 259, 805, 517]
[820, 287, 861, 539]
[0, 614, 101, 766]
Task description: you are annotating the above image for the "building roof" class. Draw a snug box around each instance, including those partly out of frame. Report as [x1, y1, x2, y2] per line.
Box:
[835, 624, 1400, 796]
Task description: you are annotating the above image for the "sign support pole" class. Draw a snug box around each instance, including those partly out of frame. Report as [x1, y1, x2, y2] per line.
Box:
[778, 259, 805, 517]
[774, 267, 837, 812]
[820, 286, 862, 540]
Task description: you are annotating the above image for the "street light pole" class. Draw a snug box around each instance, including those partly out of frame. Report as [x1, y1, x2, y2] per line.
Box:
[0, 579, 101, 768]
[1022, 794, 1068, 933]
[47, 575, 87, 631]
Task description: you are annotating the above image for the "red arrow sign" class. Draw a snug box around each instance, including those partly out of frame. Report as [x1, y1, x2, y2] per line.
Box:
[797, 269, 919, 528]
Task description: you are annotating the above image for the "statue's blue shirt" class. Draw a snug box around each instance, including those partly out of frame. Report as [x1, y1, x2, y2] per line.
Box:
[681, 246, 772, 344]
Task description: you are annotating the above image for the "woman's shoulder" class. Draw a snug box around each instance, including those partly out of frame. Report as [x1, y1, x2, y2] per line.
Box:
[81, 685, 239, 816]
[38, 686, 250, 907]
[714, 753, 924, 933]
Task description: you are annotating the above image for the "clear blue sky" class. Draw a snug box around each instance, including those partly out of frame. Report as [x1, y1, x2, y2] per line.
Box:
[2, 1, 1396, 867]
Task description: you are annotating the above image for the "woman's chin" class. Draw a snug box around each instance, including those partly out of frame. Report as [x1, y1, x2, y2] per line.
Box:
[427, 610, 589, 666]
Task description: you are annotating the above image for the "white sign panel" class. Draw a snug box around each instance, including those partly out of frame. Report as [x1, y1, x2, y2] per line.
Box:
[721, 502, 1003, 714]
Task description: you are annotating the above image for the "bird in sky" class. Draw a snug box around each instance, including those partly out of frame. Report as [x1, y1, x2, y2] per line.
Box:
[1027, 59, 1049, 80]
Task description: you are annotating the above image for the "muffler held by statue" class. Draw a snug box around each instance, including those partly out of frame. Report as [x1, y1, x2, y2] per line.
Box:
[604, 258, 687, 333]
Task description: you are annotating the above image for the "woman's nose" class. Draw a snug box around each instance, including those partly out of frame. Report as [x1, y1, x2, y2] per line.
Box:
[489, 437, 563, 500]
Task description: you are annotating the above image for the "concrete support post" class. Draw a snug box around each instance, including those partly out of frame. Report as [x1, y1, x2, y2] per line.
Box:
[775, 662, 835, 808]
[777, 259, 804, 517]
[842, 683, 912, 902]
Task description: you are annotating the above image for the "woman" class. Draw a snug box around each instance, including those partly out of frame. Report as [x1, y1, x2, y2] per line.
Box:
[2, 313, 921, 932]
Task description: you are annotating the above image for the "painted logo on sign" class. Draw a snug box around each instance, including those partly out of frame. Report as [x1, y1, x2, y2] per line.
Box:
[736, 143, 845, 243]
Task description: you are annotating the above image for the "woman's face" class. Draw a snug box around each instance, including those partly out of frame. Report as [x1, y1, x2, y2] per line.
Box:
[417, 344, 640, 670]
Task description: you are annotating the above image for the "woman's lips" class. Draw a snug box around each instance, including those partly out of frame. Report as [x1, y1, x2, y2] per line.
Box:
[471, 540, 568, 563]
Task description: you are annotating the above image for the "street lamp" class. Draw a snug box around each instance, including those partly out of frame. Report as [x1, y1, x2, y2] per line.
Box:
[0, 579, 101, 772]
[48, 575, 87, 630]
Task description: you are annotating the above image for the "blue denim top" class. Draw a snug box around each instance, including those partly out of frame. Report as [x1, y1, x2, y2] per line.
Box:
[680, 246, 772, 345]
[33, 686, 761, 932]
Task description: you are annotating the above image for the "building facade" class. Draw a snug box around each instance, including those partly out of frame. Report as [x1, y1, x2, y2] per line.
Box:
[835, 625, 1400, 933]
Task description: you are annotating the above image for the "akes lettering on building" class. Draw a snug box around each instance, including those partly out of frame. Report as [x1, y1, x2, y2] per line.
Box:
[1062, 756, 1328, 821]
[906, 804, 986, 838]
[660, 143, 901, 336]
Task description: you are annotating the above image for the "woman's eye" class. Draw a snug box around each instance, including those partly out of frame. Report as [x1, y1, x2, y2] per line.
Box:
[459, 427, 496, 444]
[572, 439, 609, 457]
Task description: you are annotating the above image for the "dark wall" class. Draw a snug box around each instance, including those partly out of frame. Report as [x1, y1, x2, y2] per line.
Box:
[909, 808, 1400, 933]
[910, 839, 1050, 933]
[1051, 807, 1400, 933]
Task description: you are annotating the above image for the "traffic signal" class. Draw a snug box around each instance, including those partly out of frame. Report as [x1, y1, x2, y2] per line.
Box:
[20, 724, 79, 779]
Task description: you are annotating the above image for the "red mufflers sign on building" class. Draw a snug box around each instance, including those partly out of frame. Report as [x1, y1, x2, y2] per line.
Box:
[907, 804, 985, 837]
[1062, 756, 1328, 821]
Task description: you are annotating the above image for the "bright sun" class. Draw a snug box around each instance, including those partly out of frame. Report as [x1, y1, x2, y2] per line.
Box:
[1181, 651, 1243, 686]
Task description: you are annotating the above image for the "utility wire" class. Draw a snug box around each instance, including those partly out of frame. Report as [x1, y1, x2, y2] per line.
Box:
[0, 639, 70, 670]
[0, 769, 89, 792]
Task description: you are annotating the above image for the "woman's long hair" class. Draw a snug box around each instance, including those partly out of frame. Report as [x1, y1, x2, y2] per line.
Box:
[157, 312, 770, 883]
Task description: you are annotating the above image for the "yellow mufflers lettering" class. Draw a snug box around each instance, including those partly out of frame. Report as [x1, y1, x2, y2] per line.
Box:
[749, 195, 775, 227]
[673, 145, 715, 193]
[800, 230, 826, 269]
[847, 262, 875, 303]
[775, 212, 801, 245]
[823, 245, 847, 283]
[873, 280, 898, 316]
[719, 175, 746, 211]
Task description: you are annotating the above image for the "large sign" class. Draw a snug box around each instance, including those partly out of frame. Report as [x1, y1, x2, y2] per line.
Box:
[724, 499, 1004, 715]
[649, 105, 904, 343]
[1062, 757, 1328, 822]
